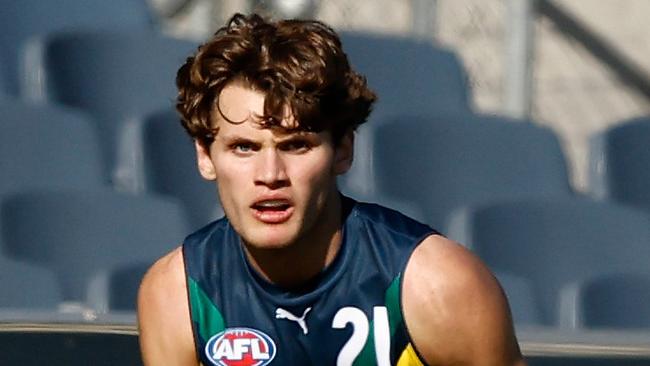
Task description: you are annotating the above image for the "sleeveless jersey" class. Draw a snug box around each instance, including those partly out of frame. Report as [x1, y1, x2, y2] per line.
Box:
[183, 197, 438, 365]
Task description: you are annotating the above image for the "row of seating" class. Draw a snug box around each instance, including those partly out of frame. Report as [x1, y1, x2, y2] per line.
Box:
[3, 103, 650, 328]
[11, 97, 650, 235]
[0, 189, 188, 312]
[3, 189, 650, 331]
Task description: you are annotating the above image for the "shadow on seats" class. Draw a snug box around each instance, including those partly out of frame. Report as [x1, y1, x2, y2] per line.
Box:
[141, 108, 223, 231]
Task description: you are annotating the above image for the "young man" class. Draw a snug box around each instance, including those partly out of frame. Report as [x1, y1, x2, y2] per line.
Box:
[138, 13, 526, 366]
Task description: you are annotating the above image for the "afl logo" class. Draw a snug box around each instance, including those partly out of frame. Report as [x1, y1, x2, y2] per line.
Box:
[205, 327, 277, 366]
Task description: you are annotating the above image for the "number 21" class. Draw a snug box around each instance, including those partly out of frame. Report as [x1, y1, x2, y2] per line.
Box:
[331, 306, 391, 366]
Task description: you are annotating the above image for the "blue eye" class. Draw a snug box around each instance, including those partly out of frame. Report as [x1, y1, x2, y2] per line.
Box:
[235, 143, 253, 152]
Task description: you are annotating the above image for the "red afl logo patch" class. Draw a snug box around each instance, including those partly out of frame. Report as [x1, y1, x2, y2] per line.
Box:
[205, 327, 277, 366]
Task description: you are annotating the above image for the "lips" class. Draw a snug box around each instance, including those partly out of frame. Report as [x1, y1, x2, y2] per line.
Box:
[251, 198, 294, 224]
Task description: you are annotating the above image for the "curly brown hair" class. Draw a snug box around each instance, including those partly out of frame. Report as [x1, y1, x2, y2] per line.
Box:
[176, 13, 376, 147]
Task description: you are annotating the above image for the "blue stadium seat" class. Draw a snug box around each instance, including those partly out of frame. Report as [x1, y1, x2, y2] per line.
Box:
[589, 116, 650, 212]
[494, 271, 543, 326]
[141, 109, 223, 231]
[449, 198, 650, 326]
[0, 99, 107, 194]
[37, 30, 197, 188]
[0, 256, 62, 309]
[360, 113, 573, 234]
[0, 56, 7, 96]
[570, 273, 650, 329]
[0, 0, 154, 96]
[106, 262, 150, 312]
[1, 189, 190, 302]
[340, 32, 471, 117]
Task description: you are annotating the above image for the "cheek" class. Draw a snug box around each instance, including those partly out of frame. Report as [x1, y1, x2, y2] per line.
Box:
[213, 155, 251, 182]
[287, 153, 336, 188]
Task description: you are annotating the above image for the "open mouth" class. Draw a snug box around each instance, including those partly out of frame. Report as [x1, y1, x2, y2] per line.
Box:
[251, 199, 294, 223]
[252, 200, 291, 211]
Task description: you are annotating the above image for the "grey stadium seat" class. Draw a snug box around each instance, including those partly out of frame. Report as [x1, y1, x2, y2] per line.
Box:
[142, 109, 223, 231]
[106, 262, 151, 312]
[37, 30, 197, 188]
[494, 271, 543, 326]
[340, 31, 471, 117]
[449, 197, 650, 326]
[589, 116, 650, 212]
[0, 99, 107, 194]
[0, 256, 62, 309]
[0, 0, 153, 96]
[1, 189, 190, 302]
[365, 113, 573, 234]
[571, 272, 650, 329]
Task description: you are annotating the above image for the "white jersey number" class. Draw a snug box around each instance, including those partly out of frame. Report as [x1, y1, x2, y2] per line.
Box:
[331, 306, 391, 366]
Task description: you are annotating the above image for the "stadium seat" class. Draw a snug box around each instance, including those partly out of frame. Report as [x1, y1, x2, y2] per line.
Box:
[0, 99, 107, 194]
[567, 273, 650, 329]
[363, 113, 573, 234]
[589, 116, 650, 212]
[340, 31, 471, 117]
[0, 0, 154, 96]
[141, 109, 223, 231]
[494, 271, 543, 326]
[106, 262, 150, 312]
[36, 30, 197, 189]
[1, 189, 190, 303]
[0, 256, 62, 309]
[0, 56, 7, 96]
[449, 197, 650, 326]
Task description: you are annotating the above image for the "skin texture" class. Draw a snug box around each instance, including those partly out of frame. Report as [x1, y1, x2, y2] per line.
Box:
[402, 236, 527, 366]
[137, 84, 526, 366]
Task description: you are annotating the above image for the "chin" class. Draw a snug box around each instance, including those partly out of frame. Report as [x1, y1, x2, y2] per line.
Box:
[241, 225, 302, 250]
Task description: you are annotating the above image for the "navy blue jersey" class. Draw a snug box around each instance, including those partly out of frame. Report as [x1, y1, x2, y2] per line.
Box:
[183, 196, 437, 366]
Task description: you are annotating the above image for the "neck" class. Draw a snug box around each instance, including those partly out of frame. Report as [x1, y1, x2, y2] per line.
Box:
[243, 191, 344, 289]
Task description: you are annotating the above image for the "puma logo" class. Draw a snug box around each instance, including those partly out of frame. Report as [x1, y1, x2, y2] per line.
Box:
[275, 307, 312, 335]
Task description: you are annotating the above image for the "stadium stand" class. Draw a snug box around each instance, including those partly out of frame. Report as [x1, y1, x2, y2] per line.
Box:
[141, 108, 223, 231]
[0, 256, 62, 309]
[340, 31, 471, 117]
[0, 56, 7, 96]
[358, 113, 573, 235]
[448, 197, 650, 326]
[35, 30, 197, 190]
[105, 262, 151, 312]
[0, 189, 190, 305]
[494, 271, 543, 326]
[0, 0, 154, 97]
[565, 272, 650, 329]
[0, 99, 107, 192]
[589, 116, 650, 212]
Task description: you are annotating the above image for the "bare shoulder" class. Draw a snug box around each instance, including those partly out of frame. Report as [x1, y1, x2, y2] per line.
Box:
[138, 246, 199, 365]
[402, 235, 526, 366]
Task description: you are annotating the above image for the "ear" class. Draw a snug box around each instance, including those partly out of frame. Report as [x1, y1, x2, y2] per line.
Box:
[333, 130, 354, 175]
[195, 140, 217, 180]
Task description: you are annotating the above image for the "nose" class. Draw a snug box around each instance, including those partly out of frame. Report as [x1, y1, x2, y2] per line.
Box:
[254, 148, 289, 189]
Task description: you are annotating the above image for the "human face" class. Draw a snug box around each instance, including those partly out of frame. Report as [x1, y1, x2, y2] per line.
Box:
[195, 83, 353, 249]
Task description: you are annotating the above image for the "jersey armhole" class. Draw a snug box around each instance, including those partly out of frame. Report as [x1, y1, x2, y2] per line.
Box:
[181, 244, 203, 359]
[397, 236, 433, 366]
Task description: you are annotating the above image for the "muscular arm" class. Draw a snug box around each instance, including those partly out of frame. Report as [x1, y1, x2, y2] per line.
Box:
[402, 235, 526, 366]
[137, 247, 200, 366]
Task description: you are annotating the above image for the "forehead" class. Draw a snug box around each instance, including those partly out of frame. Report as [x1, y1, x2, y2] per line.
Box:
[212, 83, 305, 139]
